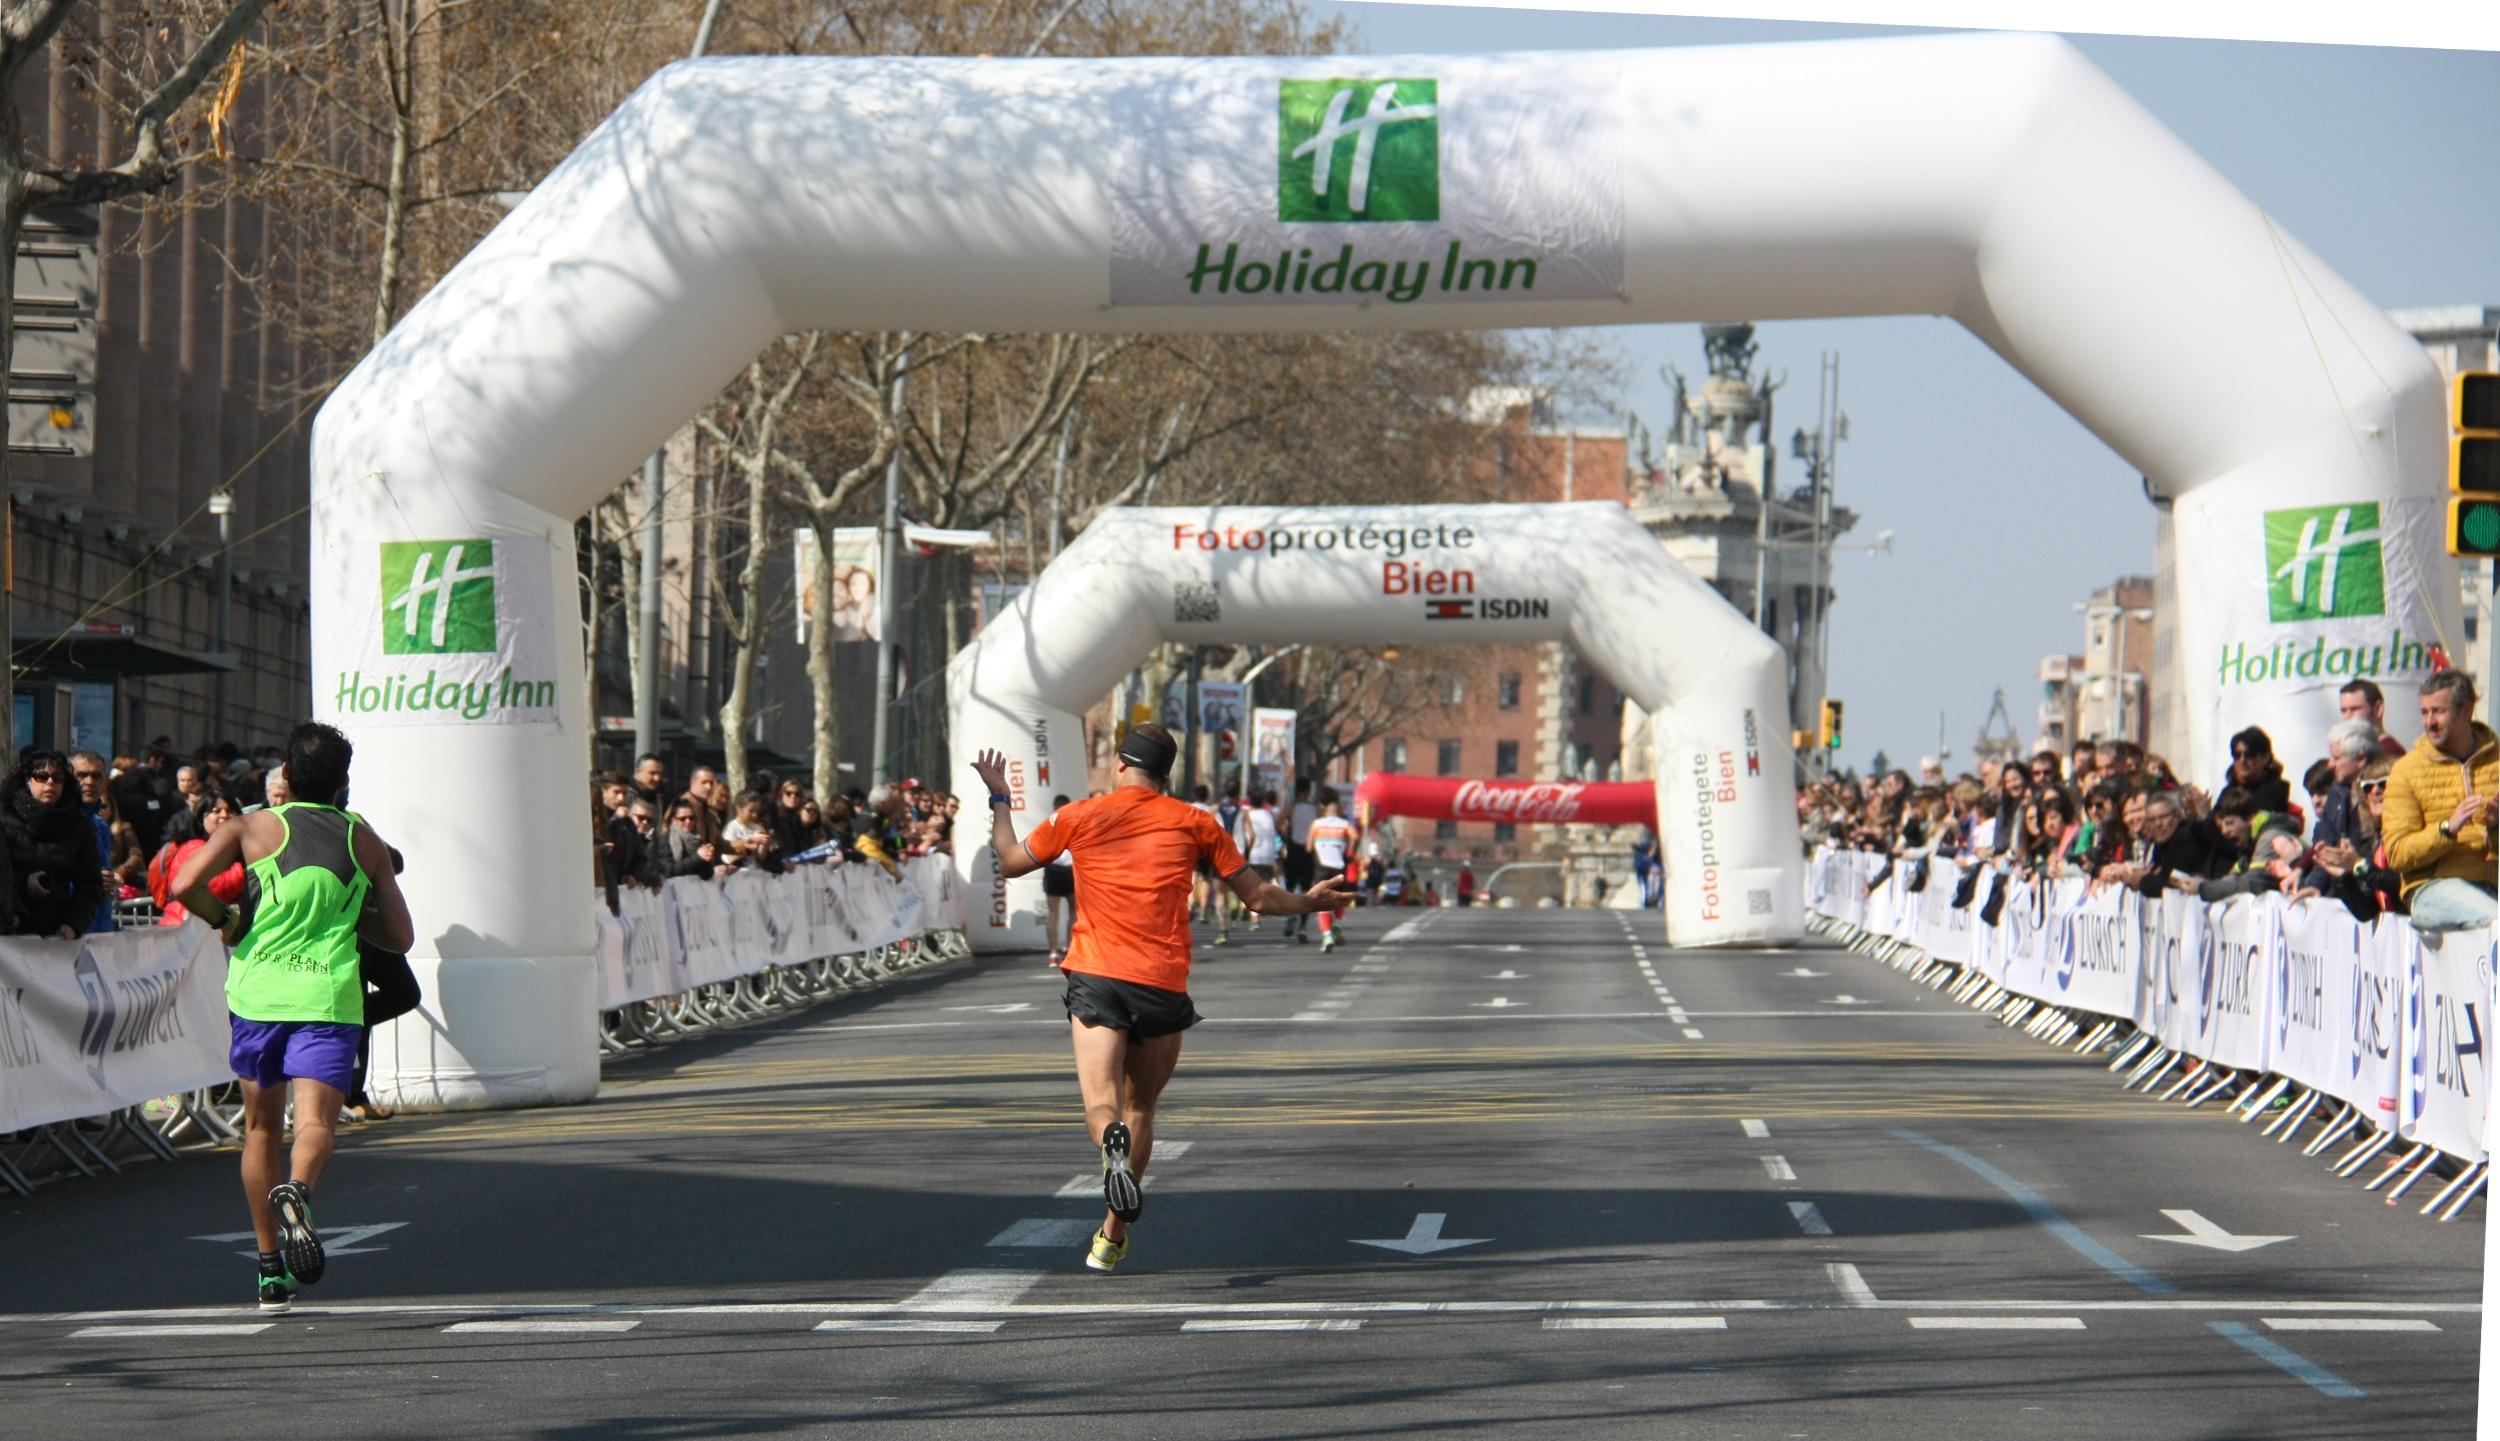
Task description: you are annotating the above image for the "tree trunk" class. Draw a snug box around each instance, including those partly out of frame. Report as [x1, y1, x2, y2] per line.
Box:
[0, 175, 21, 759]
[618, 490, 642, 709]
[718, 452, 770, 796]
[579, 512, 602, 739]
[806, 504, 838, 805]
[371, 47, 414, 345]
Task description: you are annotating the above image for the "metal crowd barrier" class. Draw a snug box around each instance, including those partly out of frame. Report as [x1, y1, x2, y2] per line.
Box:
[2, 858, 976, 1195]
[1803, 847, 2488, 1223]
[596, 915, 974, 1054]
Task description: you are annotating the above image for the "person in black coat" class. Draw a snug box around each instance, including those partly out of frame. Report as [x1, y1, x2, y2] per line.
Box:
[2133, 790, 2232, 898]
[2218, 726, 2293, 815]
[1, 750, 102, 937]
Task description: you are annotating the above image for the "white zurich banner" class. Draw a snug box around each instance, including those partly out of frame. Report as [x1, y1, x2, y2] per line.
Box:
[0, 925, 231, 1133]
[1109, 57, 1624, 309]
[2402, 929, 2491, 1163]
[2270, 896, 2354, 1104]
[2041, 878, 2137, 1020]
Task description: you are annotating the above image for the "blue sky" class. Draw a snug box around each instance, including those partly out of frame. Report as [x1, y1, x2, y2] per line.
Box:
[1310, 5, 2500, 770]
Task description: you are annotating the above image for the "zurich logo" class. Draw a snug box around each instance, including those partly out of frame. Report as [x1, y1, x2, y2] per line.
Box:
[73, 947, 114, 1086]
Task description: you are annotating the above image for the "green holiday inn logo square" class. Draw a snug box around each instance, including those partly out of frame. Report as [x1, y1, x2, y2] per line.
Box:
[379, 539, 498, 655]
[2264, 503, 2385, 623]
[1277, 78, 1438, 223]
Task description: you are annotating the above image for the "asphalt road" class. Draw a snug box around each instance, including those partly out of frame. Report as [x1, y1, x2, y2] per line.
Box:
[0, 905, 2480, 1439]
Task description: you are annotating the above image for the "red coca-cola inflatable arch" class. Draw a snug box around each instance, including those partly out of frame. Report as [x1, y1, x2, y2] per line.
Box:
[1352, 773, 1657, 831]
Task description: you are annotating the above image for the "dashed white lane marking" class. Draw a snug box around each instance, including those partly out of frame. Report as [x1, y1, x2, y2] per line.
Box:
[817, 1319, 1003, 1334]
[1182, 1319, 1364, 1332]
[2263, 1318, 2440, 1333]
[444, 1320, 641, 1334]
[1789, 1202, 1834, 1237]
[71, 1324, 271, 1338]
[1761, 1156, 1797, 1182]
[1543, 1316, 1727, 1331]
[1909, 1317, 2087, 1330]
[1058, 1174, 1155, 1197]
[1668, 1008, 1691, 1022]
[1307, 999, 1350, 1010]
[34, 1297, 2479, 1331]
[989, 1218, 1098, 1248]
[1380, 918, 1430, 943]
[1292, 1012, 1337, 1022]
[1741, 1119, 1771, 1139]
[1828, 1263, 1879, 1306]
[1681, 1027, 1706, 1041]
[899, 1271, 1044, 1312]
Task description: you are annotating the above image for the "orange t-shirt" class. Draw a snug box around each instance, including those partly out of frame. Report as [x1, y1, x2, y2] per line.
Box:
[1025, 787, 1246, 992]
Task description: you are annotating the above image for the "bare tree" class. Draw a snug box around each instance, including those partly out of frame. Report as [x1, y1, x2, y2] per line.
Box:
[697, 334, 822, 796]
[0, 0, 276, 752]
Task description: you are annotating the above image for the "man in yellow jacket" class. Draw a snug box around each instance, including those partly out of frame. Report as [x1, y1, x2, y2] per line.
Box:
[2382, 670, 2498, 931]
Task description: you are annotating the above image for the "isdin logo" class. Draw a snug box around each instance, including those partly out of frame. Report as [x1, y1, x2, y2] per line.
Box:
[2264, 503, 2385, 623]
[1278, 78, 1438, 223]
[380, 539, 498, 655]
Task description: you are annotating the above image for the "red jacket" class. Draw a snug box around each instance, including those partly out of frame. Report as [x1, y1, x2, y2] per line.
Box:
[149, 838, 243, 927]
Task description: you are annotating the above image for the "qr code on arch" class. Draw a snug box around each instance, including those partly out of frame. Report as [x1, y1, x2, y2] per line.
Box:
[1173, 581, 1220, 624]
[1746, 888, 1773, 916]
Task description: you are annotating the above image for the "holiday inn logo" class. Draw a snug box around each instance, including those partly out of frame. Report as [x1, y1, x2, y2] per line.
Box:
[1278, 78, 1438, 223]
[2265, 503, 2385, 623]
[380, 539, 498, 655]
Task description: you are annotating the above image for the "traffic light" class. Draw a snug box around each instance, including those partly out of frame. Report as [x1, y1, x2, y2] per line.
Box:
[2448, 371, 2500, 558]
[1820, 698, 1844, 752]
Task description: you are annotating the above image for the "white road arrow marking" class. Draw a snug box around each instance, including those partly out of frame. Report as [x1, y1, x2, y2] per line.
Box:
[194, 1222, 408, 1259]
[1488, 970, 1529, 980]
[1822, 995, 1874, 1006]
[1474, 997, 1525, 1009]
[1351, 1212, 1489, 1255]
[1783, 967, 1829, 978]
[2140, 1209, 2292, 1252]
[943, 1002, 1033, 1014]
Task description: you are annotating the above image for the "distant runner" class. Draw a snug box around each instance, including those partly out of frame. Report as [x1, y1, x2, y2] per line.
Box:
[1306, 791, 1358, 952]
[973, 724, 1350, 1273]
[172, 723, 414, 1315]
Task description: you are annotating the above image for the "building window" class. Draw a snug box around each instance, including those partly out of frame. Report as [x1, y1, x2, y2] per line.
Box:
[1383, 739, 1407, 773]
[1498, 673, 1521, 710]
[1492, 823, 1517, 844]
[1434, 820, 1459, 841]
[1495, 741, 1520, 777]
[1578, 675, 1595, 714]
[1441, 672, 1465, 707]
[1436, 739, 1462, 776]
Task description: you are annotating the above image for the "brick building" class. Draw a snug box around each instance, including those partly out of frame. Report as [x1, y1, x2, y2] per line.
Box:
[1349, 397, 1639, 896]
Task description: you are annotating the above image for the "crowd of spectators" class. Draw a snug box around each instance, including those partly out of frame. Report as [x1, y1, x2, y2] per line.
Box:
[1800, 674, 2498, 934]
[0, 737, 292, 938]
[592, 752, 958, 906]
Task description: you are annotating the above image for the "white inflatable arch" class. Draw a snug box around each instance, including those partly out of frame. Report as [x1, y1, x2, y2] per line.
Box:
[309, 33, 2451, 1110]
[950, 504, 1796, 952]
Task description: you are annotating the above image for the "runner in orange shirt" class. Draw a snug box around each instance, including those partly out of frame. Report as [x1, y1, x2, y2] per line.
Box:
[973, 723, 1351, 1273]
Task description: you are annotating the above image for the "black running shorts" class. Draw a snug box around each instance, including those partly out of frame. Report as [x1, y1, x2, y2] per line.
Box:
[1064, 971, 1200, 1041]
[1041, 864, 1076, 899]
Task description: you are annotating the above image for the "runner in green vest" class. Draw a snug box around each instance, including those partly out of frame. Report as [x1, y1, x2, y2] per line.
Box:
[172, 722, 413, 1314]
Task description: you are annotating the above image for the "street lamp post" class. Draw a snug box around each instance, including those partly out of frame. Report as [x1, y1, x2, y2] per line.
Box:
[1234, 643, 1305, 807]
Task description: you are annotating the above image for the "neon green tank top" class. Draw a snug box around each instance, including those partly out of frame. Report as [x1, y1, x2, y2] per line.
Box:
[225, 803, 373, 1024]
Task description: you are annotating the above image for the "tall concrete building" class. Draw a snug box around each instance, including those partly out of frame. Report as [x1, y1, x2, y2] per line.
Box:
[2035, 575, 2157, 754]
[8, 51, 314, 761]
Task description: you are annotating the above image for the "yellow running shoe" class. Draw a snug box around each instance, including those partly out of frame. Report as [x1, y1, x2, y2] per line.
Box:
[1085, 1230, 1130, 1273]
